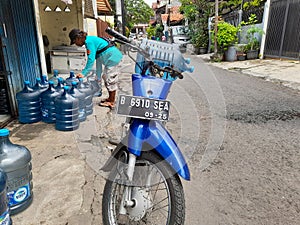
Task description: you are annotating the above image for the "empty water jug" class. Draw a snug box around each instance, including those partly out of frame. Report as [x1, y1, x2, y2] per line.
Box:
[40, 75, 49, 89]
[49, 69, 59, 85]
[87, 76, 101, 97]
[41, 81, 61, 123]
[77, 78, 93, 116]
[55, 77, 65, 94]
[0, 129, 33, 215]
[69, 81, 87, 122]
[0, 168, 12, 224]
[16, 81, 42, 124]
[32, 77, 47, 93]
[65, 71, 78, 87]
[55, 86, 80, 131]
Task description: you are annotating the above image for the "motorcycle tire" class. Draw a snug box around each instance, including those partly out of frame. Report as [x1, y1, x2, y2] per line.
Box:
[102, 151, 185, 225]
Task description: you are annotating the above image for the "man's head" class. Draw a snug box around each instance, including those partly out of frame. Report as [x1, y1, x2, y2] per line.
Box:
[69, 29, 85, 46]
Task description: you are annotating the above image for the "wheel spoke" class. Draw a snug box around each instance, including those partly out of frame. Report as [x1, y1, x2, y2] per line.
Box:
[102, 154, 185, 225]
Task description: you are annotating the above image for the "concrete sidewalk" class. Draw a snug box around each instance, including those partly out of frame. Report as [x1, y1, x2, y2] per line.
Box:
[8, 57, 134, 225]
[196, 53, 300, 91]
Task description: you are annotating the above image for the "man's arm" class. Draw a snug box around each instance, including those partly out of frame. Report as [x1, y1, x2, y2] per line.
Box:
[81, 42, 96, 76]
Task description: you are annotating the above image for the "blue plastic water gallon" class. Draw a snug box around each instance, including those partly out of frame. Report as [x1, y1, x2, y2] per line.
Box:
[16, 81, 42, 124]
[77, 78, 93, 116]
[65, 71, 78, 87]
[32, 77, 47, 93]
[87, 76, 101, 96]
[55, 86, 80, 131]
[55, 77, 65, 94]
[49, 69, 59, 85]
[0, 129, 33, 215]
[135, 40, 194, 81]
[0, 168, 12, 225]
[40, 75, 49, 89]
[41, 81, 61, 123]
[69, 81, 87, 122]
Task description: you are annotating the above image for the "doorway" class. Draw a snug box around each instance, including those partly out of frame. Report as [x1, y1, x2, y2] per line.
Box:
[0, 38, 12, 127]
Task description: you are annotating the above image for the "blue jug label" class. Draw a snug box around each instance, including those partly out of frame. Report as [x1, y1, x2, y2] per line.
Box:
[79, 109, 85, 118]
[42, 107, 49, 118]
[7, 183, 31, 206]
[0, 210, 10, 225]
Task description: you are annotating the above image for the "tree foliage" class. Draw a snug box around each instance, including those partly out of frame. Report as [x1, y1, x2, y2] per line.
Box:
[180, 0, 212, 48]
[107, 0, 153, 31]
[124, 0, 154, 30]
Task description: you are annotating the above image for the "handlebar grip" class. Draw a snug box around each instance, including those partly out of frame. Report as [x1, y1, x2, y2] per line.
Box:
[105, 27, 131, 44]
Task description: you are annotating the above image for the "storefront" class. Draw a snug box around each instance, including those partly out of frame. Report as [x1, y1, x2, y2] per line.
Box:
[0, 0, 107, 127]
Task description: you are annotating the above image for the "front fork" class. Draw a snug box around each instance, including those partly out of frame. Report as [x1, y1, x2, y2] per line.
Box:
[119, 153, 136, 215]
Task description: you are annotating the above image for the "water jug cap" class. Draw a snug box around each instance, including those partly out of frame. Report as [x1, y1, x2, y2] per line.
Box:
[63, 86, 69, 90]
[49, 80, 54, 85]
[24, 81, 30, 85]
[72, 81, 78, 86]
[36, 77, 41, 81]
[0, 129, 9, 137]
[58, 77, 64, 82]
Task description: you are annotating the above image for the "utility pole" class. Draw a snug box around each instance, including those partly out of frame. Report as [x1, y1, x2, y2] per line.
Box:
[214, 0, 218, 54]
[167, 0, 173, 43]
[121, 0, 126, 36]
[115, 0, 126, 35]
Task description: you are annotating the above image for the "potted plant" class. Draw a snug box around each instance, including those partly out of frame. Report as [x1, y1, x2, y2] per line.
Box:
[181, 0, 211, 54]
[236, 44, 247, 61]
[241, 14, 264, 60]
[212, 20, 239, 61]
[191, 28, 208, 55]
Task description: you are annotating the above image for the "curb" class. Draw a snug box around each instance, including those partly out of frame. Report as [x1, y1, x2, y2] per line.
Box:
[196, 54, 300, 91]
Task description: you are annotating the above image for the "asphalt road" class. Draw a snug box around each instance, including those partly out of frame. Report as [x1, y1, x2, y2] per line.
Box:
[169, 55, 300, 225]
[11, 54, 300, 225]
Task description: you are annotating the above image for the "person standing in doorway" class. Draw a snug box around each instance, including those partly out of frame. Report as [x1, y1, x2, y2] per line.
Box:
[69, 28, 123, 109]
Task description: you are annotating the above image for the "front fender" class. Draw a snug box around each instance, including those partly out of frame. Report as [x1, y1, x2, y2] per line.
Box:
[128, 119, 190, 180]
[101, 141, 127, 172]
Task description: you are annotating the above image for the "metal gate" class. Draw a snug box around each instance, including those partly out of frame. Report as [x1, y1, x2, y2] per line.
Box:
[264, 0, 300, 60]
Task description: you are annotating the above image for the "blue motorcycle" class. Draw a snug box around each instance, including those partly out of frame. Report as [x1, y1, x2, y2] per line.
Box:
[101, 28, 191, 225]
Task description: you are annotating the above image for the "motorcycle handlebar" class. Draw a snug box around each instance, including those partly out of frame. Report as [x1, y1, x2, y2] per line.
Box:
[106, 27, 150, 59]
[105, 27, 131, 44]
[105, 27, 183, 80]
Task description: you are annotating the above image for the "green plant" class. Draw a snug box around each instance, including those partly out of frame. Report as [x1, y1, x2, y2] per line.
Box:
[181, 0, 211, 49]
[241, 14, 264, 51]
[212, 20, 239, 53]
[191, 27, 208, 48]
[243, 0, 266, 10]
[146, 26, 156, 39]
[154, 24, 164, 39]
[235, 44, 247, 54]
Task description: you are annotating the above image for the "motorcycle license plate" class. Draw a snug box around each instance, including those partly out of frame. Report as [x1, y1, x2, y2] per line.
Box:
[117, 94, 170, 121]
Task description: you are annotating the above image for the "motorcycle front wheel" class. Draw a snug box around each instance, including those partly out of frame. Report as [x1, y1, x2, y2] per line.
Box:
[102, 151, 185, 225]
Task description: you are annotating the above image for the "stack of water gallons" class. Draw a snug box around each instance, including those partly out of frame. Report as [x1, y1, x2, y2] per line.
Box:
[135, 39, 194, 81]
[16, 71, 97, 131]
[0, 128, 33, 223]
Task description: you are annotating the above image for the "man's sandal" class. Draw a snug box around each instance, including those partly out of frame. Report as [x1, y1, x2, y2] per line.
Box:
[99, 101, 115, 110]
[100, 98, 109, 103]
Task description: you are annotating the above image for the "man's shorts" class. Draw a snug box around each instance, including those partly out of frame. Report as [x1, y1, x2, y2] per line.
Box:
[102, 62, 122, 91]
